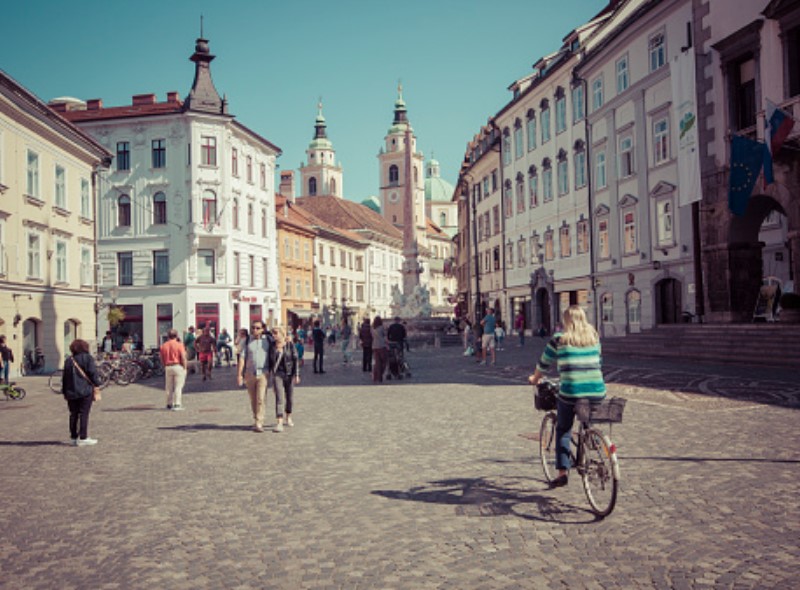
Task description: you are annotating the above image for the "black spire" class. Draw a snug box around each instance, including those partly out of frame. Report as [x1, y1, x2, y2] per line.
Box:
[185, 34, 228, 115]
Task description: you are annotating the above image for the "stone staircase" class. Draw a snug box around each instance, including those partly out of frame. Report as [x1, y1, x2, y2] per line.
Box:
[600, 323, 800, 369]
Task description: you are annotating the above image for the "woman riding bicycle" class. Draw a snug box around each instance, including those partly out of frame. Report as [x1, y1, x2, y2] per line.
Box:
[528, 305, 606, 488]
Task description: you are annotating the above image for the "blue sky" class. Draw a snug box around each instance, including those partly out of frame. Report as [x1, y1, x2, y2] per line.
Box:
[2, 0, 608, 202]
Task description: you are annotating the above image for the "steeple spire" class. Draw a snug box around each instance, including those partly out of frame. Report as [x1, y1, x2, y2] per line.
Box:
[393, 81, 408, 125]
[314, 98, 328, 140]
[184, 30, 228, 115]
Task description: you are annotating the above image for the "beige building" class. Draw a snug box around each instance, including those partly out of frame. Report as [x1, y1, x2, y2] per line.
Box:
[0, 71, 111, 374]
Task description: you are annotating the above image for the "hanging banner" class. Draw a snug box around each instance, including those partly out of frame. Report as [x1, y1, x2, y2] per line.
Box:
[670, 50, 702, 207]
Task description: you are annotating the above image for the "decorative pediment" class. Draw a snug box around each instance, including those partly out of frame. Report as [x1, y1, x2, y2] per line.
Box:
[594, 204, 610, 216]
[618, 194, 639, 208]
[649, 181, 676, 199]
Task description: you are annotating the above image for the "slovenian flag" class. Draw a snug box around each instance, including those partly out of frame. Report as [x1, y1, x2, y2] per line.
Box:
[765, 98, 795, 156]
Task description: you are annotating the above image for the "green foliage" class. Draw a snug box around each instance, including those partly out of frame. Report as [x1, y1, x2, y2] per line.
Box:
[107, 306, 126, 327]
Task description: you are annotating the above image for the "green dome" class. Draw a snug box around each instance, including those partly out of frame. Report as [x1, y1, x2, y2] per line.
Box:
[309, 137, 333, 150]
[361, 195, 381, 213]
[424, 157, 454, 202]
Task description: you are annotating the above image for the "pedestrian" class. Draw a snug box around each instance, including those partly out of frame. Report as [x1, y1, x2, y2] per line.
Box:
[312, 320, 326, 374]
[0, 335, 14, 384]
[515, 312, 525, 347]
[195, 325, 217, 381]
[359, 317, 373, 372]
[371, 316, 388, 383]
[529, 305, 607, 488]
[160, 328, 188, 411]
[294, 335, 305, 367]
[217, 328, 233, 365]
[238, 320, 273, 433]
[270, 327, 300, 432]
[480, 308, 497, 365]
[341, 319, 353, 365]
[101, 330, 114, 356]
[61, 339, 102, 446]
[184, 326, 196, 360]
[235, 328, 249, 384]
[495, 320, 506, 351]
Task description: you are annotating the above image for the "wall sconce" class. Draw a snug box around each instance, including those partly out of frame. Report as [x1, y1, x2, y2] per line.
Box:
[653, 261, 662, 270]
[661, 248, 669, 256]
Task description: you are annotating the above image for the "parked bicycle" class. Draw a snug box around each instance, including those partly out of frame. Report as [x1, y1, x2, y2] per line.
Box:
[48, 369, 63, 394]
[535, 378, 625, 518]
[1, 381, 26, 400]
[20, 347, 46, 375]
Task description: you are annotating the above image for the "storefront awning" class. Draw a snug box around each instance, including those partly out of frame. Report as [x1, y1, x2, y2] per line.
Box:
[288, 308, 316, 319]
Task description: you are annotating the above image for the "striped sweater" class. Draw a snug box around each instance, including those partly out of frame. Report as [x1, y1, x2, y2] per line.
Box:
[536, 333, 606, 397]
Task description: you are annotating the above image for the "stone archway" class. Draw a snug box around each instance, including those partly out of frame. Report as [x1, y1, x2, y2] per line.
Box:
[535, 288, 551, 334]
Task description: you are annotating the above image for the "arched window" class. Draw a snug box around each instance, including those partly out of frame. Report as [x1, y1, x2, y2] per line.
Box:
[601, 293, 613, 323]
[118, 195, 131, 227]
[202, 190, 217, 226]
[153, 192, 167, 224]
[389, 165, 399, 185]
[247, 203, 254, 234]
[526, 109, 537, 151]
[627, 290, 641, 333]
[502, 128, 511, 165]
[261, 208, 267, 237]
[309, 177, 317, 196]
[439, 211, 446, 227]
[514, 118, 524, 159]
[516, 171, 526, 214]
[528, 165, 538, 208]
[63, 319, 79, 358]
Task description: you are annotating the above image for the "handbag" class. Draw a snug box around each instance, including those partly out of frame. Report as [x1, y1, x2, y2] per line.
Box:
[71, 357, 101, 402]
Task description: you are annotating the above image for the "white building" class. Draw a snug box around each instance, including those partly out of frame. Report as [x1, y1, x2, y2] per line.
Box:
[56, 36, 281, 347]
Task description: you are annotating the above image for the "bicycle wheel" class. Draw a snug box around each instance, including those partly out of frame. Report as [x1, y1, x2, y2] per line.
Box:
[580, 428, 619, 518]
[538, 412, 559, 483]
[96, 363, 112, 389]
[48, 370, 64, 394]
[114, 363, 134, 386]
[12, 387, 26, 400]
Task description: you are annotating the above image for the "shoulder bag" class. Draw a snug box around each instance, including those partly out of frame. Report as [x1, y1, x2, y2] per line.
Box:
[71, 356, 102, 402]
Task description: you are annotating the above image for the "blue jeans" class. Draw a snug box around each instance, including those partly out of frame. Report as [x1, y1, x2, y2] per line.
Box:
[556, 396, 605, 470]
[1, 361, 8, 383]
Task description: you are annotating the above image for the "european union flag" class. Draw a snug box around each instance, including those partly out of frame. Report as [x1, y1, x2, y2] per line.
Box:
[728, 135, 772, 216]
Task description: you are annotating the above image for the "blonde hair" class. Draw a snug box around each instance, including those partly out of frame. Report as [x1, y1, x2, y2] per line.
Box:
[559, 305, 599, 348]
[271, 327, 286, 344]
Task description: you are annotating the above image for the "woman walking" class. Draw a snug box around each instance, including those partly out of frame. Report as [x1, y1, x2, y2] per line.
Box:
[359, 317, 373, 372]
[270, 327, 300, 432]
[528, 305, 607, 488]
[370, 316, 388, 383]
[62, 339, 102, 446]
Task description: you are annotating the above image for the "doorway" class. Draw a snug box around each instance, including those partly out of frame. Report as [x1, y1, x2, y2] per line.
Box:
[655, 278, 682, 324]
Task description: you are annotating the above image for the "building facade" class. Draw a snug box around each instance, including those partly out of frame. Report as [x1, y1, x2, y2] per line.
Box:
[275, 195, 317, 329]
[0, 70, 111, 374]
[57, 36, 281, 347]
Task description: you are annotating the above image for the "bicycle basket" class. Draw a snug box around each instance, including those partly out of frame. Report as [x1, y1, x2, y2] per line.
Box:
[534, 381, 559, 411]
[576, 397, 627, 423]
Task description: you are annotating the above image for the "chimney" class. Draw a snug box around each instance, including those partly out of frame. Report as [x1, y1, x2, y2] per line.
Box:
[50, 102, 67, 113]
[132, 93, 156, 106]
[167, 91, 180, 103]
[279, 170, 295, 202]
[87, 98, 103, 111]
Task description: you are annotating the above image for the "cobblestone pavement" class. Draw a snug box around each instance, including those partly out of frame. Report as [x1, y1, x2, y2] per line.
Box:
[1, 343, 799, 589]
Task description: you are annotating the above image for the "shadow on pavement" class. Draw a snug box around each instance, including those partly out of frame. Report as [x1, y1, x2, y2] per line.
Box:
[372, 475, 602, 524]
[621, 455, 800, 464]
[157, 423, 252, 432]
[102, 405, 158, 412]
[0, 440, 67, 446]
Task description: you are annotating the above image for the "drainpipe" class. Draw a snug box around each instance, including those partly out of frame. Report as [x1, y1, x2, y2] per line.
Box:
[491, 120, 507, 323]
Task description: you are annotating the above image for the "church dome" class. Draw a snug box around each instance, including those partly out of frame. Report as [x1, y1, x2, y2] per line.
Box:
[361, 195, 381, 213]
[424, 157, 454, 202]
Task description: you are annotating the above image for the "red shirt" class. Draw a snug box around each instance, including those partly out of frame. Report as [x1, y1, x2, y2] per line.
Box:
[160, 339, 186, 366]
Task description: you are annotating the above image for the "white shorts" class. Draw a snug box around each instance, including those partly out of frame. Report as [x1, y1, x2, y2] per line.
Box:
[482, 334, 496, 350]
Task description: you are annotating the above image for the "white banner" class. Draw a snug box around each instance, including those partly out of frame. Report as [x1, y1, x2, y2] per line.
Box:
[670, 50, 702, 207]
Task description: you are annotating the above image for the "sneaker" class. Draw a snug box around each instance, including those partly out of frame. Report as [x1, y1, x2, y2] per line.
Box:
[285, 418, 294, 427]
[166, 405, 173, 410]
[273, 423, 284, 433]
[172, 405, 185, 411]
[478, 361, 486, 365]
[253, 425, 264, 433]
[68, 438, 78, 446]
[550, 474, 568, 488]
[76, 438, 98, 446]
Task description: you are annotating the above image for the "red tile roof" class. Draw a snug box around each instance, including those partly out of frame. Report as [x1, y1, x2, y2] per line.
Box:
[59, 100, 185, 123]
[295, 196, 403, 242]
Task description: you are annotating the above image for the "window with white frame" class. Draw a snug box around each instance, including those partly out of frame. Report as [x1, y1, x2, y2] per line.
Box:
[247, 203, 254, 234]
[55, 165, 66, 209]
[653, 116, 669, 165]
[233, 252, 241, 285]
[544, 230, 554, 261]
[557, 151, 569, 196]
[201, 136, 217, 166]
[595, 149, 607, 188]
[542, 160, 553, 202]
[530, 235, 539, 264]
[592, 76, 604, 111]
[616, 54, 629, 93]
[153, 250, 170, 285]
[80, 246, 92, 286]
[517, 238, 526, 266]
[81, 178, 91, 218]
[117, 251, 133, 285]
[231, 148, 239, 176]
[619, 135, 635, 177]
[555, 90, 567, 134]
[577, 220, 589, 254]
[284, 238, 291, 259]
[514, 119, 524, 159]
[153, 192, 167, 224]
[198, 249, 215, 284]
[502, 128, 511, 166]
[560, 225, 571, 258]
[506, 242, 514, 269]
[528, 166, 538, 207]
[598, 218, 610, 259]
[0, 219, 7, 276]
[493, 246, 501, 271]
[623, 209, 637, 255]
[574, 147, 586, 188]
[504, 181, 513, 218]
[627, 289, 641, 329]
[571, 84, 584, 123]
[656, 199, 674, 245]
[526, 110, 537, 151]
[116, 142, 130, 171]
[261, 208, 268, 238]
[540, 101, 551, 143]
[118, 195, 131, 227]
[260, 163, 266, 189]
[152, 139, 166, 168]
[27, 231, 41, 278]
[601, 293, 613, 323]
[263, 257, 269, 288]
[516, 174, 525, 214]
[55, 240, 67, 283]
[482, 176, 490, 196]
[649, 31, 666, 72]
[249, 255, 256, 287]
[27, 150, 40, 198]
[246, 156, 253, 184]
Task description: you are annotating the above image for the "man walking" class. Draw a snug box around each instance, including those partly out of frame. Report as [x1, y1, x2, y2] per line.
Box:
[160, 329, 188, 410]
[195, 325, 217, 381]
[515, 311, 525, 347]
[237, 321, 273, 433]
[312, 320, 326, 374]
[480, 308, 497, 366]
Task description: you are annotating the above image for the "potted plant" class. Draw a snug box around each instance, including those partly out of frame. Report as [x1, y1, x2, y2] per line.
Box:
[779, 293, 800, 323]
[107, 306, 126, 328]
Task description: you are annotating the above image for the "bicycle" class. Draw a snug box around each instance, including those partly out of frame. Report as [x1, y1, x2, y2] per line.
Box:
[1, 381, 26, 400]
[535, 378, 625, 518]
[48, 370, 63, 394]
[20, 348, 46, 375]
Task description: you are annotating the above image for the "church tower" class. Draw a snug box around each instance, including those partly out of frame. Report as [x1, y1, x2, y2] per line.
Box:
[378, 85, 425, 235]
[299, 101, 343, 198]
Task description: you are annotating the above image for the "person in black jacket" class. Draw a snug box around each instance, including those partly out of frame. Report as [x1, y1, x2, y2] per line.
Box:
[311, 319, 325, 374]
[0, 335, 14, 384]
[269, 327, 300, 432]
[358, 317, 373, 372]
[62, 339, 101, 446]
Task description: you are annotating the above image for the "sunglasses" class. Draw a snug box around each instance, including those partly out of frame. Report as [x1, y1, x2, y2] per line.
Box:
[252, 326, 264, 331]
